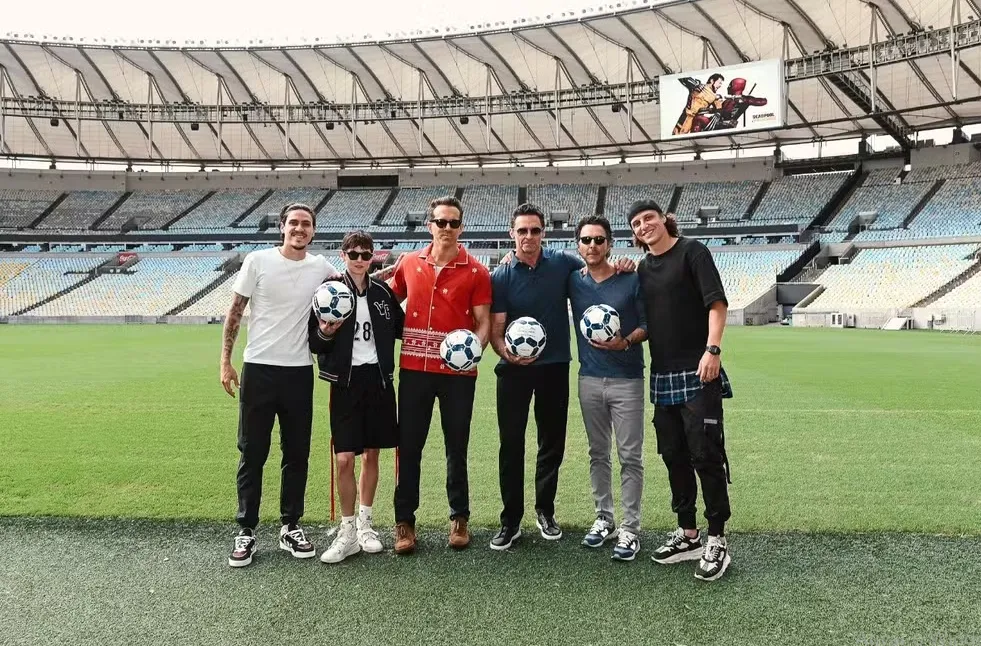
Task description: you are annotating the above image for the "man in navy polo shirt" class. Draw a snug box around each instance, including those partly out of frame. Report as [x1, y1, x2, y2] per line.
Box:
[489, 204, 634, 550]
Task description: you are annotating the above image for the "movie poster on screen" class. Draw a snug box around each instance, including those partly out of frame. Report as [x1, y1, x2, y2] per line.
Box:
[659, 59, 785, 140]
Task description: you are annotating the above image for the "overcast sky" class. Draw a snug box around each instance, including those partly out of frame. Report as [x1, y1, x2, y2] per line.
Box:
[3, 0, 606, 43]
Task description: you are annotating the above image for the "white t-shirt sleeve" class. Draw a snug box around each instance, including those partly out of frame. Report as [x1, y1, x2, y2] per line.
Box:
[232, 252, 259, 298]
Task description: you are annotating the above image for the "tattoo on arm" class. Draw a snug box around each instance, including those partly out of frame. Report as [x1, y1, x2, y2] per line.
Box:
[221, 294, 249, 363]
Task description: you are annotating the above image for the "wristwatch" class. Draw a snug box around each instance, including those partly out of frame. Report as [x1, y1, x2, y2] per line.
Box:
[622, 338, 632, 352]
[706, 345, 721, 355]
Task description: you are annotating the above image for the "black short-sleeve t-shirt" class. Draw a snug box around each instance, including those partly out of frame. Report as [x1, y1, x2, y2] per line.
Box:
[637, 237, 728, 372]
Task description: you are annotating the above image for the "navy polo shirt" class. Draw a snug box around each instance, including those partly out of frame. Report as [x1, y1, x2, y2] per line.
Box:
[568, 269, 647, 379]
[491, 248, 584, 365]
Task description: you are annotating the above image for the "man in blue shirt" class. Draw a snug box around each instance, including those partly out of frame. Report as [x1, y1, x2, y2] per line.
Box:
[567, 215, 648, 561]
[489, 204, 634, 551]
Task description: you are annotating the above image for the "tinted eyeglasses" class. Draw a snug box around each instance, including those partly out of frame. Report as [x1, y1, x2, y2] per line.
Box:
[344, 250, 373, 261]
[515, 227, 543, 236]
[430, 218, 462, 229]
[579, 235, 608, 246]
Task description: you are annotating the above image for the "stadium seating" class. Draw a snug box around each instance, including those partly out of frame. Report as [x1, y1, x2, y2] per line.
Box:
[929, 265, 981, 311]
[0, 256, 108, 315]
[27, 257, 228, 317]
[38, 191, 124, 230]
[317, 189, 391, 231]
[170, 190, 268, 230]
[674, 181, 762, 222]
[526, 184, 599, 221]
[0, 190, 62, 229]
[752, 173, 850, 224]
[237, 188, 329, 228]
[856, 176, 981, 241]
[461, 185, 518, 229]
[712, 250, 801, 308]
[798, 245, 978, 311]
[377, 186, 456, 228]
[97, 190, 211, 231]
[604, 185, 675, 227]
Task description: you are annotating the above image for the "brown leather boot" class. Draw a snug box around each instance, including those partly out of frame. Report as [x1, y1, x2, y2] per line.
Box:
[394, 522, 416, 555]
[449, 517, 470, 550]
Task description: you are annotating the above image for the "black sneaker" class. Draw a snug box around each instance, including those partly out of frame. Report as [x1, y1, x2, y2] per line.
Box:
[695, 535, 731, 581]
[279, 523, 316, 559]
[489, 526, 522, 551]
[229, 528, 256, 568]
[651, 527, 703, 564]
[535, 512, 562, 540]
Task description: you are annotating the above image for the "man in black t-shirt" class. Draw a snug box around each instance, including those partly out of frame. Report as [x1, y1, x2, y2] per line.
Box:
[628, 200, 734, 582]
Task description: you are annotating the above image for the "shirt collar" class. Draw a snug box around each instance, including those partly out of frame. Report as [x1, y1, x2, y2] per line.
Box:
[419, 243, 469, 267]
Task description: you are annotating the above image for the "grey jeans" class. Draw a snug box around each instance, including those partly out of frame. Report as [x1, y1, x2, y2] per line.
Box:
[577, 376, 645, 533]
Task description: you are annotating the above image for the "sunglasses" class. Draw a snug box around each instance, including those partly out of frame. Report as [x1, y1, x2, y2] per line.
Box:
[579, 235, 607, 246]
[515, 227, 543, 236]
[430, 218, 462, 229]
[344, 250, 373, 261]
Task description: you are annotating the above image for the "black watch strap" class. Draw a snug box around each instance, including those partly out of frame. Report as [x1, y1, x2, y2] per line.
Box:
[706, 345, 721, 355]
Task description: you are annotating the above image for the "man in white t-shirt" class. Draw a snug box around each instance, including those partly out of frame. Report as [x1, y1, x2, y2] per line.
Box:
[220, 202, 341, 568]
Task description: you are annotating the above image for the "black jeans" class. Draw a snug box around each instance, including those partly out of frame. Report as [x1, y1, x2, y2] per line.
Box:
[235, 362, 314, 529]
[653, 378, 731, 536]
[393, 369, 477, 526]
[496, 361, 570, 527]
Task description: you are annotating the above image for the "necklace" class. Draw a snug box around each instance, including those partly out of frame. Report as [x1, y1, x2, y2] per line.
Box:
[278, 248, 305, 288]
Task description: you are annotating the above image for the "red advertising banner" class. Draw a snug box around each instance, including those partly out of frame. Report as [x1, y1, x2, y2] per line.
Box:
[118, 252, 137, 263]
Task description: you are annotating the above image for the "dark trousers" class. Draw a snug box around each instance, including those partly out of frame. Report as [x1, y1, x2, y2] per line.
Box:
[393, 369, 477, 526]
[653, 378, 731, 536]
[496, 362, 570, 527]
[236, 362, 314, 529]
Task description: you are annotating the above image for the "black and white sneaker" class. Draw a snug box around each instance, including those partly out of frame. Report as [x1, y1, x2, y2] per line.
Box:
[279, 524, 316, 559]
[695, 535, 731, 581]
[489, 526, 522, 551]
[582, 518, 618, 548]
[611, 530, 640, 561]
[228, 528, 256, 568]
[651, 527, 703, 564]
[535, 512, 562, 540]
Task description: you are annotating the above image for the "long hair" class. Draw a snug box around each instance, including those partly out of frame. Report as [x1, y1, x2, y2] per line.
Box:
[633, 212, 680, 252]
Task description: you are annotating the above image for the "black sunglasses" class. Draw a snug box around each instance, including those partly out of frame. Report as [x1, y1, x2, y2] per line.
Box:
[344, 250, 373, 261]
[430, 218, 462, 229]
[579, 235, 607, 246]
[516, 227, 543, 236]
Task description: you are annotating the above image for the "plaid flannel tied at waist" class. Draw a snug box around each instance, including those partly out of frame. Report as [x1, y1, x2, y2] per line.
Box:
[651, 368, 733, 406]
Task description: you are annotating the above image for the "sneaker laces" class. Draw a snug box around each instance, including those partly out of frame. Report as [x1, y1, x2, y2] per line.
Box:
[234, 535, 253, 551]
[588, 518, 610, 535]
[285, 527, 308, 545]
[704, 536, 725, 562]
[664, 527, 688, 548]
[358, 523, 380, 542]
[617, 530, 637, 549]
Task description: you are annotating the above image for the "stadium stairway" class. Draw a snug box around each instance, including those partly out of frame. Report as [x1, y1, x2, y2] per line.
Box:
[27, 193, 68, 229]
[595, 186, 607, 215]
[372, 188, 400, 226]
[231, 189, 275, 227]
[668, 185, 682, 213]
[10, 261, 110, 316]
[517, 186, 527, 204]
[743, 181, 770, 220]
[811, 170, 866, 230]
[89, 193, 132, 230]
[911, 259, 981, 307]
[454, 187, 464, 201]
[161, 192, 217, 230]
[313, 191, 334, 216]
[901, 179, 945, 229]
[166, 258, 242, 315]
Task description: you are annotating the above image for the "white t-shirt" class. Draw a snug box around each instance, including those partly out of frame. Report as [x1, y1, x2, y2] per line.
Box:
[232, 248, 339, 367]
[350, 293, 378, 366]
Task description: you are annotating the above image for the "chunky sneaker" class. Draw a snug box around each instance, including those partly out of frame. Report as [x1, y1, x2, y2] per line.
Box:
[449, 518, 470, 550]
[651, 527, 703, 564]
[535, 512, 563, 540]
[320, 523, 361, 564]
[394, 522, 416, 555]
[612, 530, 640, 561]
[357, 517, 383, 554]
[279, 523, 316, 559]
[489, 525, 521, 551]
[695, 535, 731, 581]
[582, 518, 618, 548]
[228, 528, 256, 568]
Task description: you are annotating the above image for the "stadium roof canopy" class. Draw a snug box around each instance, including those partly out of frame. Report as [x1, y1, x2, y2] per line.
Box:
[1, 0, 980, 166]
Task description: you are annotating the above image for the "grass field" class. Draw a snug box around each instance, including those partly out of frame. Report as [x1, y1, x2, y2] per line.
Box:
[2, 325, 981, 644]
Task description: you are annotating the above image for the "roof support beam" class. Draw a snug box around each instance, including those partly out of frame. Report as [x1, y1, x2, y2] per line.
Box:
[443, 40, 512, 155]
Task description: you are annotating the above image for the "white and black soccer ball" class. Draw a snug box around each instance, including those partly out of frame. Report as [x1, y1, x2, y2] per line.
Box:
[312, 281, 355, 323]
[505, 316, 547, 358]
[440, 329, 483, 372]
[579, 304, 621, 343]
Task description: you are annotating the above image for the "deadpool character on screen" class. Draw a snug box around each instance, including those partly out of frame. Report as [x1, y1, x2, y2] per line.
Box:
[693, 78, 768, 132]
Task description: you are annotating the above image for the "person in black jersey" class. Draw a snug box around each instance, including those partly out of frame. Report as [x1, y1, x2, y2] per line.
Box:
[628, 200, 734, 582]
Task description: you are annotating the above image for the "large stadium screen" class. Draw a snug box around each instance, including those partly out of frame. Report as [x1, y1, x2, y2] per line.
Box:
[659, 59, 786, 140]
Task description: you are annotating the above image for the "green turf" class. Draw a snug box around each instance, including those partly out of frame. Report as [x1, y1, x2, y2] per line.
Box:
[1, 326, 980, 534]
[2, 518, 980, 646]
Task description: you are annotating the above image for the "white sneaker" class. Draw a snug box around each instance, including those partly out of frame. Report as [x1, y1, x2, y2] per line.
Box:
[320, 524, 361, 564]
[357, 516, 384, 554]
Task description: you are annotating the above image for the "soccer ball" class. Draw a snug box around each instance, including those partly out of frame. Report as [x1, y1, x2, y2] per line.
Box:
[312, 281, 354, 322]
[505, 316, 547, 358]
[579, 304, 621, 343]
[440, 329, 483, 372]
